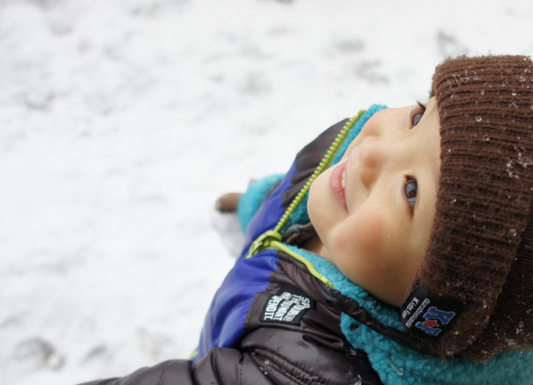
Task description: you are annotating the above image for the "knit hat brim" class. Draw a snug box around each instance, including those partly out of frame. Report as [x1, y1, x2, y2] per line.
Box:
[404, 55, 533, 360]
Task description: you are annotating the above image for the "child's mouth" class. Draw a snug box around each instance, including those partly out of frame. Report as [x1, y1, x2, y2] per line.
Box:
[330, 162, 348, 212]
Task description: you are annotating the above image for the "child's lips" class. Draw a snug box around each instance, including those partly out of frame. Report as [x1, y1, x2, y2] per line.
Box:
[330, 162, 348, 212]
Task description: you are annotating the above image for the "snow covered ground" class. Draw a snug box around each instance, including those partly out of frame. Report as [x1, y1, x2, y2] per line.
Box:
[1, 0, 533, 384]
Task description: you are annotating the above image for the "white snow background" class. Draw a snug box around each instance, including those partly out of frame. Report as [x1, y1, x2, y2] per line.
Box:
[1, 0, 533, 384]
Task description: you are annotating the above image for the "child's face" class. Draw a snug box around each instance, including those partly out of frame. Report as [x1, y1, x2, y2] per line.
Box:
[308, 97, 441, 306]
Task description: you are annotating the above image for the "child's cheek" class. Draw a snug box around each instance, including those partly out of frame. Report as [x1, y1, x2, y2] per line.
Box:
[333, 209, 409, 303]
[336, 208, 391, 269]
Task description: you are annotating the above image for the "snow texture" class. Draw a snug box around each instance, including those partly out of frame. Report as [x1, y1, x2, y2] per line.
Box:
[1, 0, 532, 384]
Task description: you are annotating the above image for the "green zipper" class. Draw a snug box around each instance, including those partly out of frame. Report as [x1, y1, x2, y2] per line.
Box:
[245, 110, 366, 287]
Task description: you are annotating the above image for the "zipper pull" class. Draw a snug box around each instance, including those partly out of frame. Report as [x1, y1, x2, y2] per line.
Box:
[246, 230, 282, 258]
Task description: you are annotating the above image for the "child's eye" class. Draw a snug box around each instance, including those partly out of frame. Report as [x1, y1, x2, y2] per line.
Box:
[411, 101, 427, 128]
[411, 112, 424, 127]
[405, 178, 417, 213]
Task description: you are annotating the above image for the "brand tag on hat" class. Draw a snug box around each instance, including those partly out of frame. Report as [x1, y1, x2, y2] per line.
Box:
[400, 285, 464, 339]
[260, 286, 315, 325]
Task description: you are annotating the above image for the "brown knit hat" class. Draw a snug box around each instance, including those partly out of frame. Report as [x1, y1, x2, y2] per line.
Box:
[399, 55, 533, 362]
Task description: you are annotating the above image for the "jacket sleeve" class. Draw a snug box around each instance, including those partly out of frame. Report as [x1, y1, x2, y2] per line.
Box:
[78, 348, 276, 385]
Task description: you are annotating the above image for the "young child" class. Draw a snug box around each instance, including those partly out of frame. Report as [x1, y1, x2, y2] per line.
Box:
[81, 55, 533, 385]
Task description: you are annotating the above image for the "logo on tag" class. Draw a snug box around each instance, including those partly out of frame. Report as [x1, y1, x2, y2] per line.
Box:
[260, 286, 315, 325]
[400, 285, 464, 339]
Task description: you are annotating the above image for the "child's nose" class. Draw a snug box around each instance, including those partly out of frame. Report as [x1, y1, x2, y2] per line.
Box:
[356, 108, 408, 188]
[358, 139, 385, 188]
